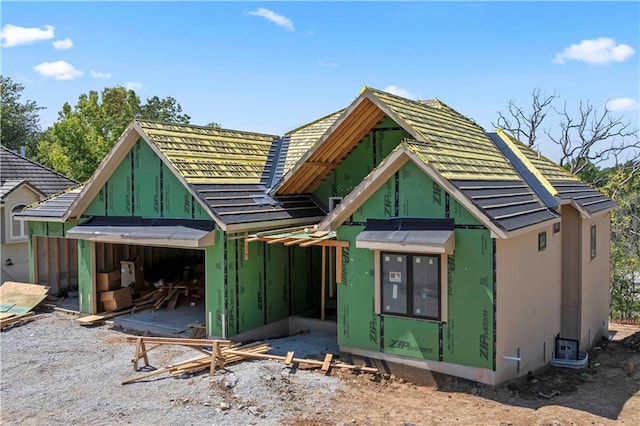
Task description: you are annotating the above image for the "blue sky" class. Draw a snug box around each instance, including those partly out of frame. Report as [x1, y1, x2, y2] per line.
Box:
[2, 1, 638, 162]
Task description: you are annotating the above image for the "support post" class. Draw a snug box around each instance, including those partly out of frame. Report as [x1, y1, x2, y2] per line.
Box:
[321, 246, 326, 321]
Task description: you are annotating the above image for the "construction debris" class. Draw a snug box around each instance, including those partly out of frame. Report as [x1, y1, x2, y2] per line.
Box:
[0, 312, 47, 330]
[122, 335, 378, 385]
[0, 282, 50, 329]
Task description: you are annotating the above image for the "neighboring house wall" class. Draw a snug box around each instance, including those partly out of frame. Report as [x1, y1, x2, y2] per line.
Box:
[1, 186, 41, 283]
[580, 212, 611, 349]
[495, 223, 561, 383]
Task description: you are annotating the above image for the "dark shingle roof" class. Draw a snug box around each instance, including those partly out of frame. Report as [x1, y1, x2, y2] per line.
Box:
[16, 186, 83, 220]
[193, 184, 325, 227]
[0, 146, 77, 199]
[450, 179, 560, 232]
[552, 180, 617, 215]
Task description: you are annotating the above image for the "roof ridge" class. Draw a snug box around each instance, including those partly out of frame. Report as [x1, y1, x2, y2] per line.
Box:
[285, 109, 346, 135]
[134, 119, 279, 139]
[0, 145, 78, 184]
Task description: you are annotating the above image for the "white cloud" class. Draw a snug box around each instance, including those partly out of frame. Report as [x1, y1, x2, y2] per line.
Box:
[249, 8, 294, 32]
[1, 24, 55, 47]
[125, 82, 142, 90]
[553, 37, 635, 65]
[52, 38, 73, 50]
[90, 70, 112, 79]
[383, 85, 418, 100]
[33, 60, 83, 80]
[606, 97, 639, 112]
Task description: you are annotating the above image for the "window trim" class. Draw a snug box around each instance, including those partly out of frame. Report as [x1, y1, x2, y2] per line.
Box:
[590, 224, 597, 260]
[374, 250, 448, 322]
[538, 231, 547, 251]
[9, 204, 28, 241]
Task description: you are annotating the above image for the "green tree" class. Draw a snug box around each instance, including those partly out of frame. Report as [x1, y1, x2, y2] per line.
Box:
[603, 162, 640, 320]
[36, 86, 194, 181]
[138, 96, 190, 124]
[0, 75, 44, 156]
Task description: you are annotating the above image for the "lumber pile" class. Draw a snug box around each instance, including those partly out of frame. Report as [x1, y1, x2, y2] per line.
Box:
[121, 335, 378, 385]
[0, 312, 46, 330]
[134, 280, 203, 312]
[76, 299, 156, 325]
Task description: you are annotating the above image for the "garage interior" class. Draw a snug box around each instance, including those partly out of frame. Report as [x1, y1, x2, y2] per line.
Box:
[93, 242, 206, 337]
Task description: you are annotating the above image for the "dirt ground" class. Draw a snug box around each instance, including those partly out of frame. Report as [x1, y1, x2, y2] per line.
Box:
[2, 312, 640, 425]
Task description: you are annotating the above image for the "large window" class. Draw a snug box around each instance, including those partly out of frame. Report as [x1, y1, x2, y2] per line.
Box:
[381, 252, 440, 320]
[10, 204, 27, 239]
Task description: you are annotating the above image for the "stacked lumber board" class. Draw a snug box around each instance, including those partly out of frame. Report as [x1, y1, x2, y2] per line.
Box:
[0, 282, 50, 329]
[121, 336, 378, 385]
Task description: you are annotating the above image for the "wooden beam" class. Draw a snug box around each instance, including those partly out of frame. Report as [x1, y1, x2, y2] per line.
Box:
[321, 246, 326, 321]
[244, 236, 249, 261]
[284, 238, 311, 246]
[335, 247, 343, 284]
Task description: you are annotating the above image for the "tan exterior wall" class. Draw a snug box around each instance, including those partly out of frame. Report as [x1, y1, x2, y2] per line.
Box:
[495, 223, 561, 383]
[580, 212, 611, 349]
[560, 205, 581, 339]
[1, 186, 40, 283]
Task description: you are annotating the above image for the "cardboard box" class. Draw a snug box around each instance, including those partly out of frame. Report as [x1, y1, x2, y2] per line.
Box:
[99, 287, 132, 312]
[96, 270, 121, 292]
[121, 259, 144, 289]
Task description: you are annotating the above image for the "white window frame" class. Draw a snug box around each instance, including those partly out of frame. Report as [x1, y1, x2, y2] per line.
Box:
[10, 204, 28, 241]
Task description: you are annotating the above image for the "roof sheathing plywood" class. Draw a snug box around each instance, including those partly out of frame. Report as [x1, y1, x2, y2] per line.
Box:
[284, 110, 344, 174]
[137, 120, 277, 185]
[369, 89, 520, 181]
[500, 132, 578, 182]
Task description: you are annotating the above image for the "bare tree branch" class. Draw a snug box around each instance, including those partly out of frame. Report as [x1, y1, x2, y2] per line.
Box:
[492, 88, 558, 147]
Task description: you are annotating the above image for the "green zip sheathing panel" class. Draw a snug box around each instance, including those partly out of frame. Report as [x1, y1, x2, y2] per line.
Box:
[78, 239, 92, 313]
[226, 239, 238, 334]
[336, 225, 379, 351]
[205, 231, 225, 337]
[28, 221, 78, 238]
[236, 239, 266, 334]
[84, 139, 211, 220]
[290, 245, 315, 315]
[398, 161, 445, 217]
[266, 244, 289, 323]
[315, 119, 407, 208]
[442, 229, 493, 369]
[383, 316, 440, 360]
[335, 160, 495, 370]
[209, 239, 320, 337]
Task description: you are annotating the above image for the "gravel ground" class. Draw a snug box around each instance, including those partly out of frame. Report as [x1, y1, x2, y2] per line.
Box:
[0, 311, 345, 425]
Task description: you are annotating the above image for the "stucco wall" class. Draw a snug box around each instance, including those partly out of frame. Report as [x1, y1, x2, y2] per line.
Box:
[580, 212, 611, 349]
[1, 186, 41, 283]
[495, 223, 561, 383]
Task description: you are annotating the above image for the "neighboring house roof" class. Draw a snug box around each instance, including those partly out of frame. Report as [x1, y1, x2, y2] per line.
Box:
[17, 185, 84, 221]
[0, 146, 77, 201]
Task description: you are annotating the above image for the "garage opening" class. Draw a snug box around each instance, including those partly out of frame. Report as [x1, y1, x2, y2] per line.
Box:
[94, 242, 206, 337]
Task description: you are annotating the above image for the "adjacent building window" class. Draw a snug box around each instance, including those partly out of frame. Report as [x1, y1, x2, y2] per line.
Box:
[381, 252, 440, 320]
[538, 231, 547, 251]
[590, 225, 597, 259]
[10, 204, 27, 239]
[553, 222, 561, 233]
